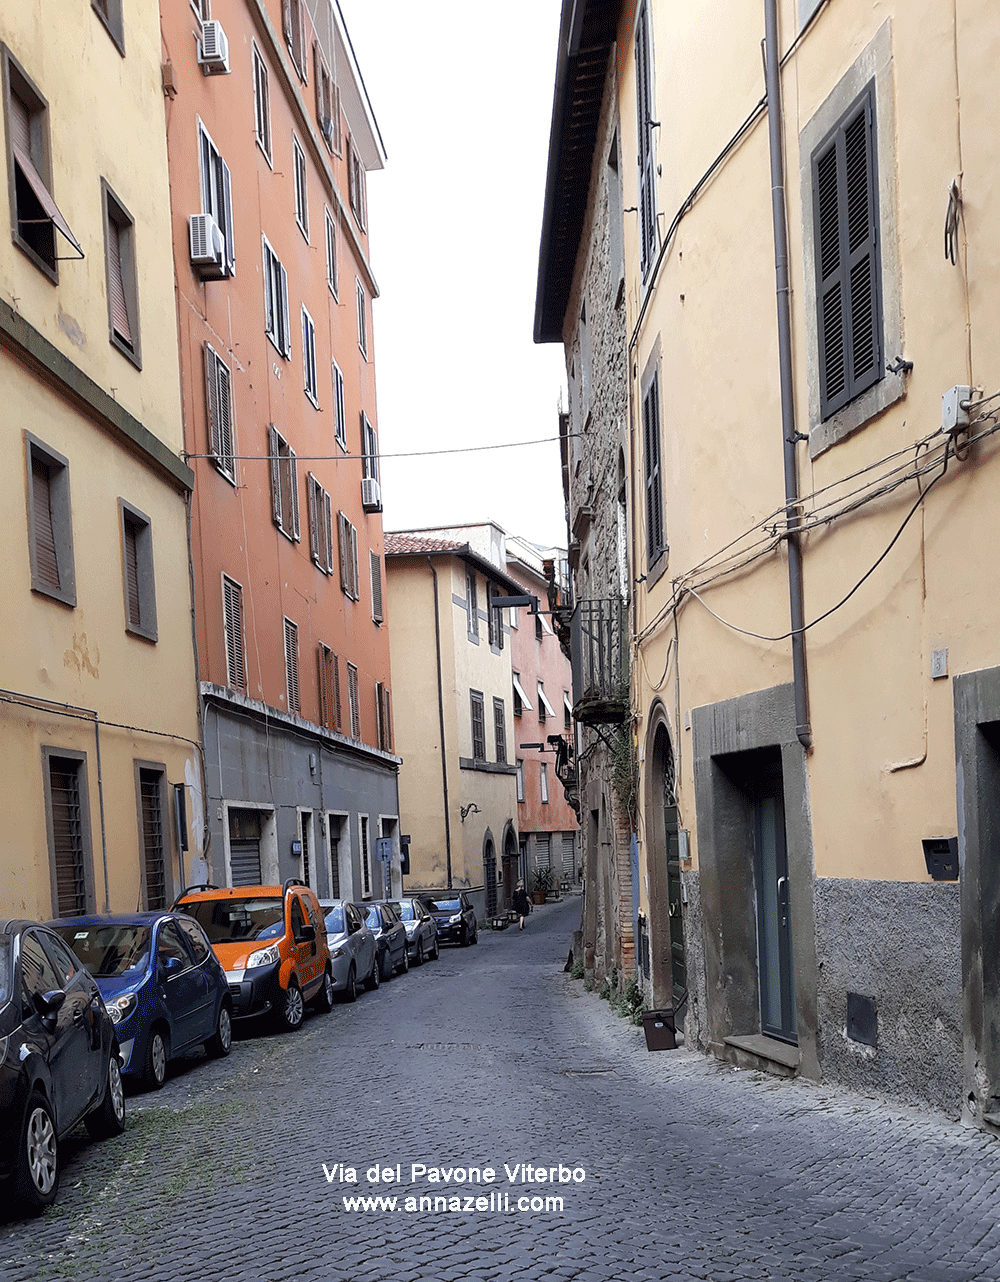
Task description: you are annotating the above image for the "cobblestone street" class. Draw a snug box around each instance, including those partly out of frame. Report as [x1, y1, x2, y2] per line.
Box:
[4, 896, 1000, 1281]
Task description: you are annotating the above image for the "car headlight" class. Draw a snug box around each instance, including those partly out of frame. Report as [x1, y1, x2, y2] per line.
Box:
[107, 993, 138, 1024]
[247, 944, 280, 968]
[449, 913, 462, 924]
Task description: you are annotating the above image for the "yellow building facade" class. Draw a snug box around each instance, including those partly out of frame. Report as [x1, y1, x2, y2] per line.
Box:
[0, 6, 202, 918]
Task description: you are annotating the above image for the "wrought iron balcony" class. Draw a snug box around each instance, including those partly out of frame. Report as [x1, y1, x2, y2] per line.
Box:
[570, 598, 628, 726]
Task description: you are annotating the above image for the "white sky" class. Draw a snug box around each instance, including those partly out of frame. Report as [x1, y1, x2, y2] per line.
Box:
[338, 0, 569, 550]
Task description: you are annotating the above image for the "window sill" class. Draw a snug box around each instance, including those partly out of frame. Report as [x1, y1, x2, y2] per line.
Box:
[459, 758, 517, 776]
[31, 580, 76, 608]
[110, 331, 141, 370]
[125, 622, 158, 644]
[645, 549, 669, 591]
[13, 235, 58, 284]
[809, 370, 907, 459]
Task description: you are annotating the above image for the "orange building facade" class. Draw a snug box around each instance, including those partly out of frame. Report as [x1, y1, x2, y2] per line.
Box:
[162, 0, 400, 899]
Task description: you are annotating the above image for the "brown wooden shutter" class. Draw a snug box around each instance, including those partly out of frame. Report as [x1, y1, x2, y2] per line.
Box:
[223, 577, 245, 690]
[337, 511, 349, 592]
[323, 492, 334, 573]
[284, 619, 299, 712]
[204, 344, 220, 455]
[216, 359, 233, 473]
[288, 445, 300, 539]
[31, 457, 61, 590]
[375, 681, 384, 750]
[350, 523, 359, 599]
[123, 517, 142, 628]
[307, 473, 320, 565]
[370, 550, 383, 623]
[333, 651, 342, 731]
[107, 216, 132, 346]
[268, 425, 282, 527]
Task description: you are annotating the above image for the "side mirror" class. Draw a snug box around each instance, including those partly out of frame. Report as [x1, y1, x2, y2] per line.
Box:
[296, 923, 316, 944]
[35, 988, 67, 1020]
[162, 955, 183, 979]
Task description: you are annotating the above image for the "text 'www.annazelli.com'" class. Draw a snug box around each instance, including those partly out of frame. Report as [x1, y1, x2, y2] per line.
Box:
[341, 1191, 565, 1215]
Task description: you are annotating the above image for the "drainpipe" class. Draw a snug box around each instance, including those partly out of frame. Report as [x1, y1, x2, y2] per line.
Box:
[427, 558, 454, 887]
[764, 0, 812, 751]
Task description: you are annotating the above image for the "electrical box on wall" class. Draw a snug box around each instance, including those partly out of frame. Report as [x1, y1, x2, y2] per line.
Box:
[847, 992, 878, 1047]
[941, 385, 971, 435]
[922, 837, 959, 881]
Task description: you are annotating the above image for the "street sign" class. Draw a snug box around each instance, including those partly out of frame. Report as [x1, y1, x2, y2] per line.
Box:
[376, 837, 393, 864]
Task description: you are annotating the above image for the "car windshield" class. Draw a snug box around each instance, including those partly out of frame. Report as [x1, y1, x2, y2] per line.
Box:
[180, 898, 284, 943]
[324, 904, 345, 934]
[0, 936, 11, 1006]
[392, 901, 416, 922]
[52, 924, 152, 978]
[428, 898, 461, 913]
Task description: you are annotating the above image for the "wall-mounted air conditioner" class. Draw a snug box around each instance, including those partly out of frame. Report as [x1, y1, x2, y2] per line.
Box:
[189, 213, 226, 279]
[198, 20, 231, 75]
[361, 477, 382, 513]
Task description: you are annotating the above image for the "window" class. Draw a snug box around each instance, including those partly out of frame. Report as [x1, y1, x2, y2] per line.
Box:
[635, 0, 657, 276]
[307, 473, 334, 573]
[26, 435, 76, 606]
[642, 368, 665, 566]
[537, 680, 557, 723]
[540, 762, 549, 804]
[516, 759, 525, 803]
[252, 44, 271, 162]
[223, 575, 246, 690]
[493, 698, 507, 765]
[361, 414, 378, 481]
[120, 501, 157, 641]
[102, 182, 140, 366]
[314, 42, 341, 154]
[535, 610, 544, 641]
[564, 691, 572, 733]
[348, 663, 360, 739]
[263, 236, 291, 356]
[356, 279, 368, 359]
[579, 302, 591, 418]
[302, 306, 318, 405]
[204, 342, 236, 480]
[812, 84, 882, 422]
[470, 690, 486, 761]
[487, 584, 504, 650]
[325, 207, 338, 297]
[44, 751, 92, 916]
[4, 54, 82, 278]
[512, 672, 531, 716]
[198, 121, 235, 277]
[137, 767, 166, 911]
[347, 135, 367, 229]
[282, 0, 307, 81]
[268, 425, 300, 539]
[337, 511, 359, 599]
[359, 813, 371, 897]
[332, 360, 346, 447]
[466, 569, 479, 641]
[318, 643, 341, 732]
[284, 617, 299, 713]
[370, 550, 384, 624]
[376, 682, 392, 752]
[92, 0, 125, 54]
[293, 135, 308, 238]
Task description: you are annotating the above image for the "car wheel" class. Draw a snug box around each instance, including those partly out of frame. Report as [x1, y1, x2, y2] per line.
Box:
[344, 963, 358, 1004]
[414, 939, 424, 966]
[398, 944, 409, 974]
[315, 967, 335, 1013]
[430, 935, 439, 960]
[366, 955, 380, 991]
[379, 947, 394, 981]
[143, 1027, 168, 1090]
[205, 1002, 233, 1057]
[278, 981, 304, 1031]
[14, 1093, 59, 1213]
[460, 925, 469, 947]
[85, 1053, 127, 1139]
[471, 925, 478, 945]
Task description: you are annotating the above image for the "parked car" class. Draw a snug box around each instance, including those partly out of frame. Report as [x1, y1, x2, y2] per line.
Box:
[383, 898, 438, 964]
[49, 912, 232, 1090]
[0, 920, 125, 1213]
[172, 880, 333, 1031]
[364, 902, 409, 980]
[418, 891, 478, 946]
[320, 900, 378, 1001]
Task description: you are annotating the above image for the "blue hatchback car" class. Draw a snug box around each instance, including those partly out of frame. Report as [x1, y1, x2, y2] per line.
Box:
[49, 913, 233, 1090]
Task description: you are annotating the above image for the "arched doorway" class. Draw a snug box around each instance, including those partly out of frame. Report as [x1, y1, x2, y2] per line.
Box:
[646, 706, 686, 1025]
[483, 832, 497, 917]
[501, 820, 518, 910]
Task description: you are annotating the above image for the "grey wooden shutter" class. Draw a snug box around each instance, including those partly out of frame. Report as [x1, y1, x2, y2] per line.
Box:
[375, 681, 384, 750]
[123, 517, 142, 627]
[323, 493, 334, 573]
[107, 217, 132, 346]
[337, 511, 350, 593]
[216, 359, 233, 474]
[281, 0, 293, 50]
[307, 474, 320, 564]
[643, 373, 664, 563]
[288, 446, 300, 540]
[204, 344, 220, 457]
[635, 2, 656, 275]
[268, 425, 282, 527]
[222, 159, 235, 274]
[370, 550, 383, 623]
[350, 524, 359, 599]
[10, 91, 30, 153]
[813, 85, 882, 420]
[31, 457, 61, 590]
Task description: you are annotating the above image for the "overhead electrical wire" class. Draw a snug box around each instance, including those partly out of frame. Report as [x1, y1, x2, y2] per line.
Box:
[182, 433, 573, 465]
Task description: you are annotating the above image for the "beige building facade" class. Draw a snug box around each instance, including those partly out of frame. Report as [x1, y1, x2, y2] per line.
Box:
[1, 5, 202, 917]
[538, 0, 1000, 1121]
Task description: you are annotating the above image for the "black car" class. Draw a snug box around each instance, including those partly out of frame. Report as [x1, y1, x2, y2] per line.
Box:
[0, 920, 125, 1213]
[418, 892, 478, 947]
[363, 902, 409, 980]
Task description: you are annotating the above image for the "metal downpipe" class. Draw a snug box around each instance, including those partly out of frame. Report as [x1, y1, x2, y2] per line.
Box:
[427, 558, 454, 887]
[764, 0, 812, 751]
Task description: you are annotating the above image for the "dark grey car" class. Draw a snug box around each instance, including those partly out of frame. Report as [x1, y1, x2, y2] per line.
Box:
[364, 903, 409, 979]
[382, 898, 438, 965]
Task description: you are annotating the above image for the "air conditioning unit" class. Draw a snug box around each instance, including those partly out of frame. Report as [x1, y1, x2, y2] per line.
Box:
[361, 477, 382, 513]
[189, 213, 226, 279]
[198, 20, 231, 75]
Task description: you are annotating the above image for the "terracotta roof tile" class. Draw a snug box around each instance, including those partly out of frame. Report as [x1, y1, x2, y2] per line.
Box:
[384, 533, 466, 557]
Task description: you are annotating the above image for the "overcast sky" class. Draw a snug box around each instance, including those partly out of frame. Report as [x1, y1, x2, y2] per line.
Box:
[338, 0, 568, 550]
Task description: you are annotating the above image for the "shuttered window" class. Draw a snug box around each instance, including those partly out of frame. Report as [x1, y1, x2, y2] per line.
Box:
[282, 0, 308, 81]
[348, 663, 360, 739]
[325, 208, 339, 297]
[123, 517, 141, 628]
[347, 135, 367, 229]
[102, 183, 140, 364]
[362, 414, 378, 481]
[375, 681, 392, 752]
[284, 618, 300, 713]
[466, 570, 479, 640]
[199, 122, 235, 277]
[370, 550, 384, 623]
[470, 690, 486, 761]
[307, 474, 334, 573]
[812, 84, 883, 421]
[493, 697, 507, 764]
[356, 278, 367, 358]
[635, 1, 657, 276]
[47, 756, 89, 916]
[120, 502, 156, 640]
[642, 371, 665, 566]
[32, 457, 60, 592]
[223, 575, 246, 690]
[268, 424, 300, 540]
[318, 643, 341, 732]
[107, 217, 131, 346]
[139, 768, 166, 911]
[302, 306, 318, 404]
[332, 360, 346, 445]
[27, 437, 76, 606]
[253, 44, 271, 161]
[314, 43, 341, 154]
[204, 342, 235, 479]
[337, 511, 359, 599]
[293, 136, 309, 238]
[263, 236, 291, 356]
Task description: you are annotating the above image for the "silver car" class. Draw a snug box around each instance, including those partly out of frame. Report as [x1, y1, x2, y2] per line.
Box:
[320, 901, 378, 1002]
[383, 898, 439, 965]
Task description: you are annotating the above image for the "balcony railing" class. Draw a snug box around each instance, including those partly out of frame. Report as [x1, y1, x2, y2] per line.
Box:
[570, 598, 628, 726]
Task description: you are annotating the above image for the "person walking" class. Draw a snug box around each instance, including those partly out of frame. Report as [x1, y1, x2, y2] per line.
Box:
[512, 881, 532, 931]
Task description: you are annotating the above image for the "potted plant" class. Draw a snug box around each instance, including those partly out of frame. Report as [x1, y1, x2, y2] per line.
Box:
[531, 866, 553, 905]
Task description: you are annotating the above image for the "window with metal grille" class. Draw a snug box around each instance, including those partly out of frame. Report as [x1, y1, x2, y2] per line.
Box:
[293, 135, 308, 238]
[466, 569, 479, 641]
[493, 697, 507, 764]
[470, 690, 486, 761]
[26, 435, 76, 606]
[199, 121, 235, 277]
[370, 550, 384, 624]
[299, 813, 311, 886]
[284, 618, 300, 713]
[139, 767, 166, 910]
[360, 814, 371, 897]
[356, 278, 368, 359]
[103, 182, 139, 365]
[46, 754, 90, 916]
[362, 414, 378, 481]
[337, 511, 359, 599]
[223, 574, 246, 690]
[812, 83, 883, 421]
[253, 43, 271, 161]
[204, 342, 236, 479]
[268, 424, 300, 540]
[328, 818, 341, 897]
[302, 306, 318, 405]
[120, 501, 157, 641]
[642, 369, 665, 566]
[348, 662, 360, 739]
[263, 236, 290, 356]
[307, 473, 334, 573]
[332, 360, 346, 447]
[635, 0, 657, 276]
[318, 643, 341, 732]
[325, 207, 338, 297]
